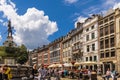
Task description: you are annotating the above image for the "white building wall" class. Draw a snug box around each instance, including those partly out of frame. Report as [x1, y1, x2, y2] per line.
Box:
[82, 17, 99, 63]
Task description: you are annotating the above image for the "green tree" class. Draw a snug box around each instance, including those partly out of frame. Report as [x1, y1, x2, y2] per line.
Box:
[4, 44, 28, 65]
[16, 44, 28, 64]
[17, 53, 28, 64]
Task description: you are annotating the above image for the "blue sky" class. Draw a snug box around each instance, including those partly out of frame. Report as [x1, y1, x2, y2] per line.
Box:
[0, 0, 120, 49]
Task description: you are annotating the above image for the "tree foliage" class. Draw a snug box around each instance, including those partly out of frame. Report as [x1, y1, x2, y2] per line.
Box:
[16, 44, 28, 64]
[4, 44, 28, 65]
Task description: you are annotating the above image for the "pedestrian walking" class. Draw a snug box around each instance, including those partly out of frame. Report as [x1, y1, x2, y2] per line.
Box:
[97, 67, 102, 76]
[32, 64, 38, 79]
[38, 66, 47, 80]
[54, 68, 60, 80]
[47, 68, 51, 80]
[106, 68, 111, 80]
[79, 69, 83, 80]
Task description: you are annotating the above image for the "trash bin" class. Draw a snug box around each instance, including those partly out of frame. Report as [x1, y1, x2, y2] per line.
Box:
[91, 71, 97, 80]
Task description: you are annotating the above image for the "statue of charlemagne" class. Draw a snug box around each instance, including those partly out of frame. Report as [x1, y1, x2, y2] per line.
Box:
[7, 20, 12, 37]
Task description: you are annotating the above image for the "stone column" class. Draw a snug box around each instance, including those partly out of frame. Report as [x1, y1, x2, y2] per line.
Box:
[103, 64, 105, 74]
[110, 63, 112, 71]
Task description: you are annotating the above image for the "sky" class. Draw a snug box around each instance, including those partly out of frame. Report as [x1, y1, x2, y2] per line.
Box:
[0, 0, 120, 50]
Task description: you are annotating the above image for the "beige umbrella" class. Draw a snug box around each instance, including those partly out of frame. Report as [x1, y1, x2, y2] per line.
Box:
[56, 64, 62, 67]
[63, 63, 72, 67]
[80, 61, 97, 65]
[48, 63, 62, 68]
[48, 64, 56, 68]
[74, 62, 81, 66]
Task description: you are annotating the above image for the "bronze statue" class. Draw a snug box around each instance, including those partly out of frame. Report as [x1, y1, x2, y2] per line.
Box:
[8, 20, 12, 37]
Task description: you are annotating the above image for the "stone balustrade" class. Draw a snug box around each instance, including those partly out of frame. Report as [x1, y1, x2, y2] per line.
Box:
[0, 64, 32, 78]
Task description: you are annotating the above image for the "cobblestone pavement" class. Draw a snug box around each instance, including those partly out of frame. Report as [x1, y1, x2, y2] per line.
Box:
[60, 76, 120, 80]
[12, 76, 120, 80]
[60, 78, 120, 80]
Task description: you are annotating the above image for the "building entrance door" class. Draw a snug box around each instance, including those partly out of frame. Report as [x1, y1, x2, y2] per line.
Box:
[104, 63, 110, 73]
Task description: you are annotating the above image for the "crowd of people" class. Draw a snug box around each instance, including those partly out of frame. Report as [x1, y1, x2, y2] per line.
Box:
[105, 68, 117, 80]
[31, 64, 96, 80]
[32, 64, 61, 80]
[31, 64, 119, 80]
[0, 63, 117, 80]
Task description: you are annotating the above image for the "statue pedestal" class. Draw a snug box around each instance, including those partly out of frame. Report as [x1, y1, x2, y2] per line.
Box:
[4, 57, 15, 65]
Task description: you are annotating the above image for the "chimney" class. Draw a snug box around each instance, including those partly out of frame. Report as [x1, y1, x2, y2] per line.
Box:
[77, 22, 81, 28]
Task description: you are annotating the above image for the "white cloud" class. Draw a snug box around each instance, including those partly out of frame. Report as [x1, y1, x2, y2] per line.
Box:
[0, 19, 3, 23]
[0, 0, 58, 49]
[102, 0, 120, 9]
[74, 0, 120, 28]
[113, 3, 120, 9]
[104, 0, 116, 6]
[74, 16, 87, 28]
[103, 0, 120, 15]
[65, 0, 78, 4]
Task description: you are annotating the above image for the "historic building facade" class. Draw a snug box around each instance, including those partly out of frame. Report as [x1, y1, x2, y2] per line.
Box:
[29, 8, 120, 73]
[31, 49, 38, 66]
[115, 8, 120, 73]
[37, 45, 49, 66]
[70, 22, 83, 64]
[82, 15, 99, 70]
[62, 33, 72, 63]
[49, 37, 63, 64]
[98, 8, 120, 74]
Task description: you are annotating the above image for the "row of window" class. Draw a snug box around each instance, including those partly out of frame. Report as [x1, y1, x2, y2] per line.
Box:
[99, 16, 114, 25]
[71, 34, 82, 43]
[100, 23, 114, 37]
[72, 43, 82, 51]
[86, 32, 95, 41]
[49, 43, 60, 51]
[63, 41, 71, 49]
[38, 54, 48, 59]
[63, 34, 82, 49]
[63, 50, 71, 58]
[86, 25, 95, 32]
[50, 57, 60, 63]
[85, 56, 97, 61]
[50, 50, 60, 57]
[44, 55, 48, 59]
[100, 37, 114, 49]
[38, 60, 42, 63]
[100, 50, 115, 58]
[44, 60, 48, 63]
[87, 43, 95, 52]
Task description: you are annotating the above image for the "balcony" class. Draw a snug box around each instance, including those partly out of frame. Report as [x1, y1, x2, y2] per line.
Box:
[72, 51, 83, 61]
[32, 57, 37, 60]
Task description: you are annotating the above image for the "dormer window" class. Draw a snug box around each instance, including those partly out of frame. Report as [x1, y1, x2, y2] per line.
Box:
[91, 25, 94, 29]
[86, 28, 89, 32]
